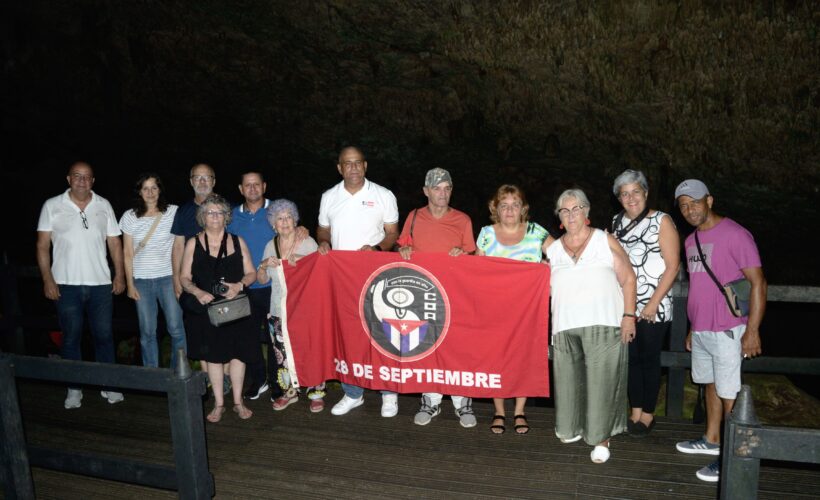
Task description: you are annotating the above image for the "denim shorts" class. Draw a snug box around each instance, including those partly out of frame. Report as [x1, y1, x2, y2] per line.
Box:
[691, 324, 746, 399]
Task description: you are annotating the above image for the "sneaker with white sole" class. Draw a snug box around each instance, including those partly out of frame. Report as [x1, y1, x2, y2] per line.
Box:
[455, 398, 477, 428]
[381, 393, 398, 418]
[414, 396, 441, 425]
[100, 391, 124, 404]
[331, 395, 364, 415]
[64, 389, 83, 409]
[676, 436, 720, 456]
[696, 459, 720, 482]
[245, 382, 270, 400]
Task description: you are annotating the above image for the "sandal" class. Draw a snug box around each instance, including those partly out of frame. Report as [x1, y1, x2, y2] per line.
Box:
[490, 415, 506, 435]
[233, 404, 253, 420]
[514, 414, 530, 435]
[206, 405, 225, 423]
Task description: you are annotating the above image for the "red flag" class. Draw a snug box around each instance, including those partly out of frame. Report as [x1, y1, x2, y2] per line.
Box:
[281, 251, 550, 398]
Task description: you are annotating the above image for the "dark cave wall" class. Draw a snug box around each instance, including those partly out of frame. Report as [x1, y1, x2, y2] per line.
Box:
[2, 0, 818, 281]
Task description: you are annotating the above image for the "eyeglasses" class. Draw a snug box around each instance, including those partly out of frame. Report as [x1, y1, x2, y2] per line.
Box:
[191, 175, 215, 182]
[205, 210, 226, 217]
[71, 173, 93, 182]
[557, 205, 586, 218]
[79, 211, 89, 229]
[341, 160, 364, 169]
[618, 189, 645, 200]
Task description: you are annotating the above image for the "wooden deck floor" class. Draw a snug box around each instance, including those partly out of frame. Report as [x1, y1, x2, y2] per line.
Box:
[13, 381, 820, 499]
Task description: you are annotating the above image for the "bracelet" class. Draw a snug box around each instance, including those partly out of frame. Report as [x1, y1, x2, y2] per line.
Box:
[622, 313, 637, 318]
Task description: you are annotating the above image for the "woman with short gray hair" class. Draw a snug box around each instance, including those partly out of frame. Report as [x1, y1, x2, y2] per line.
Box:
[178, 193, 260, 422]
[611, 169, 680, 436]
[256, 199, 324, 412]
[543, 188, 637, 463]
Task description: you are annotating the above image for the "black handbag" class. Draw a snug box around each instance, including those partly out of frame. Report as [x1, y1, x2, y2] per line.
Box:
[207, 293, 251, 327]
[694, 232, 751, 317]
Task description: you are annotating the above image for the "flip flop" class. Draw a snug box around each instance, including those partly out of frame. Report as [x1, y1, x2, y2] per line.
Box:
[514, 414, 530, 435]
[233, 404, 253, 420]
[490, 415, 506, 435]
[206, 406, 225, 423]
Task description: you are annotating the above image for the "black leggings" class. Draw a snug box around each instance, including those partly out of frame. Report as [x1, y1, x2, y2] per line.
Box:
[627, 320, 670, 414]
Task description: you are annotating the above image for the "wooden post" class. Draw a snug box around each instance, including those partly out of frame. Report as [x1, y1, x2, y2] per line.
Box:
[0, 354, 35, 499]
[720, 385, 761, 500]
[167, 350, 213, 499]
[666, 272, 687, 418]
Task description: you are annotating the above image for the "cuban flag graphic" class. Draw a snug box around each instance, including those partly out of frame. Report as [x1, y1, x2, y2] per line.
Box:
[382, 318, 429, 354]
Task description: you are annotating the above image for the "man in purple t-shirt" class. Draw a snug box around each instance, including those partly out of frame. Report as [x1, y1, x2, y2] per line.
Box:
[673, 179, 767, 483]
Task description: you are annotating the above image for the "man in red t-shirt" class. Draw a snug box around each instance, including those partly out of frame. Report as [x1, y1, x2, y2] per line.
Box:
[397, 167, 478, 427]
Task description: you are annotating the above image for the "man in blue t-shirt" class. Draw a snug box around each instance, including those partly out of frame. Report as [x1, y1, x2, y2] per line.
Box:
[227, 171, 276, 401]
[227, 171, 309, 401]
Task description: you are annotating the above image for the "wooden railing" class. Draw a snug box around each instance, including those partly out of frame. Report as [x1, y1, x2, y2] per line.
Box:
[0, 352, 213, 499]
[664, 276, 820, 418]
[720, 385, 820, 499]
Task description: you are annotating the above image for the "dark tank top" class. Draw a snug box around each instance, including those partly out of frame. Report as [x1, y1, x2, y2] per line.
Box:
[191, 232, 244, 296]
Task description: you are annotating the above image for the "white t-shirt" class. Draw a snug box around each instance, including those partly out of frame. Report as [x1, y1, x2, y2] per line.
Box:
[37, 189, 121, 285]
[317, 179, 399, 250]
[547, 229, 624, 334]
[119, 205, 178, 279]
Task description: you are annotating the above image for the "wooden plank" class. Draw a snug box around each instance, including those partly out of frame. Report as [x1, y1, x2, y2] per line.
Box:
[13, 381, 820, 499]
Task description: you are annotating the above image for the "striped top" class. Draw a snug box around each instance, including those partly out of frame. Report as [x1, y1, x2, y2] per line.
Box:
[119, 205, 178, 279]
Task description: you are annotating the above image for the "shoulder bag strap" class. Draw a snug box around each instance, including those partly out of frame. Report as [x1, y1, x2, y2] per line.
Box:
[134, 213, 163, 256]
[694, 231, 727, 294]
[409, 208, 419, 242]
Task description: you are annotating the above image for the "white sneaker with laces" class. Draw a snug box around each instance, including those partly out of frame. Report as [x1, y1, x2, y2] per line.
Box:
[331, 395, 364, 416]
[381, 393, 398, 418]
[64, 389, 83, 409]
[101, 391, 125, 404]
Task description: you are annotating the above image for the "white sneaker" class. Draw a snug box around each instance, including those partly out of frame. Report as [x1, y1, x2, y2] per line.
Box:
[331, 395, 364, 416]
[101, 391, 125, 404]
[381, 393, 398, 418]
[64, 389, 83, 409]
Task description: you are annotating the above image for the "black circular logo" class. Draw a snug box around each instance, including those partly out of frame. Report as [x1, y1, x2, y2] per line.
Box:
[359, 262, 450, 362]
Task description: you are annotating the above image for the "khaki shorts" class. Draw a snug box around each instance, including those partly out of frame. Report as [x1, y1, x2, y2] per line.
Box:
[691, 324, 746, 400]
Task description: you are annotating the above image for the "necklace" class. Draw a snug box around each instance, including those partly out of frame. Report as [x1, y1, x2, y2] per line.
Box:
[561, 228, 593, 262]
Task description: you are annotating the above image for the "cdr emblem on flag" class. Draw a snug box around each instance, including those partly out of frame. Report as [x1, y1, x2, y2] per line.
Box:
[360, 262, 450, 362]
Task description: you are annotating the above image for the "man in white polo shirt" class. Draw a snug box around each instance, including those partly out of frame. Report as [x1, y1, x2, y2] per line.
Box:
[317, 146, 400, 417]
[36, 162, 126, 409]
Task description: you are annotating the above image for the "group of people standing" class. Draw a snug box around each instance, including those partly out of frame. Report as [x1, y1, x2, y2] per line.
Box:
[36, 148, 765, 483]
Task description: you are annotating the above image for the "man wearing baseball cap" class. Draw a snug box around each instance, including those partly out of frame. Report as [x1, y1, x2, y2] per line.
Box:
[397, 167, 478, 428]
[673, 179, 767, 483]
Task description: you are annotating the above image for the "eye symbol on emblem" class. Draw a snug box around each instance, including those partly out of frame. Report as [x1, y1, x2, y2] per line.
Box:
[386, 288, 414, 308]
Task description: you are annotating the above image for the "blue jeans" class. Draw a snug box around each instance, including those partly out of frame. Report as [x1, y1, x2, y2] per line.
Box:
[134, 276, 187, 368]
[342, 383, 394, 399]
[56, 284, 116, 364]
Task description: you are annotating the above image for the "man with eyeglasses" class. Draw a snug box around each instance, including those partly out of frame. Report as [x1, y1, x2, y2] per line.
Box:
[673, 179, 767, 483]
[171, 163, 224, 383]
[172, 163, 217, 297]
[36, 162, 126, 409]
[317, 146, 400, 417]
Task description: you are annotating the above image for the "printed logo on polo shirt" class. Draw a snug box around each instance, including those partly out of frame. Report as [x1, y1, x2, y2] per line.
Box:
[361, 200, 375, 207]
[360, 262, 450, 362]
